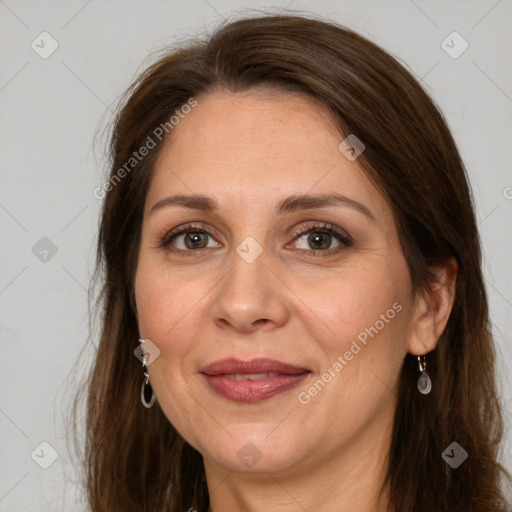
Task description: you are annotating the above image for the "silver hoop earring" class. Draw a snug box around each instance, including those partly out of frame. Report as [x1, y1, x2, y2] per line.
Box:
[139, 339, 156, 408]
[417, 355, 432, 395]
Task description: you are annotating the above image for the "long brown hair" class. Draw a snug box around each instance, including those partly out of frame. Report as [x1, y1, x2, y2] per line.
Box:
[72, 13, 511, 512]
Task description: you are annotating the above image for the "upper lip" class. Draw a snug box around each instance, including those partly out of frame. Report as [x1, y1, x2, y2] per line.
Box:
[200, 358, 310, 376]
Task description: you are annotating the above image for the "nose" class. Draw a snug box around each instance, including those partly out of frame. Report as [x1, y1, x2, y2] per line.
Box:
[210, 243, 289, 334]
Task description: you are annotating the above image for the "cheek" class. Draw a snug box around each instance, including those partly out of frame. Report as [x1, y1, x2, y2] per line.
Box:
[299, 258, 412, 418]
[135, 248, 206, 328]
[134, 263, 208, 434]
[134, 260, 202, 363]
[306, 266, 408, 356]
[294, 272, 409, 432]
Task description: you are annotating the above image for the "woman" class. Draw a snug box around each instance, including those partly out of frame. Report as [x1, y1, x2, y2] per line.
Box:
[76, 13, 511, 512]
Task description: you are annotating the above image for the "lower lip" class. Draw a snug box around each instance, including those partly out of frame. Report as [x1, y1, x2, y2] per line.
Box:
[202, 373, 310, 403]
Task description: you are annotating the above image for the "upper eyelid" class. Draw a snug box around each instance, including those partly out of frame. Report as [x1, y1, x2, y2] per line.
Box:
[160, 220, 352, 247]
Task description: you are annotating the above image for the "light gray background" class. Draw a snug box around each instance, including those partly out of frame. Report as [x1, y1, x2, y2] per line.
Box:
[1, 0, 511, 509]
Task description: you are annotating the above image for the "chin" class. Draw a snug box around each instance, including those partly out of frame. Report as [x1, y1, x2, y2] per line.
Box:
[197, 428, 309, 474]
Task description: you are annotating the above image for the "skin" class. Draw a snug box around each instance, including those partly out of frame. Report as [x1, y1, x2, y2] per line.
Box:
[134, 88, 457, 512]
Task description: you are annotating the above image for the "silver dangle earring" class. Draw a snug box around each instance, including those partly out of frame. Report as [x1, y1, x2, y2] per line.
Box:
[417, 355, 432, 394]
[140, 340, 156, 408]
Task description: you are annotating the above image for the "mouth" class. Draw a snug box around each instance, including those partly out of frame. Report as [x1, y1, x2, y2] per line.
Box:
[200, 358, 311, 403]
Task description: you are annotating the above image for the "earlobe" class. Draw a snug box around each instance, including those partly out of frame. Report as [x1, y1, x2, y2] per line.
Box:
[407, 257, 458, 356]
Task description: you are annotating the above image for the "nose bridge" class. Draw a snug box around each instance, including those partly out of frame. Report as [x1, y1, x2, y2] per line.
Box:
[211, 236, 287, 331]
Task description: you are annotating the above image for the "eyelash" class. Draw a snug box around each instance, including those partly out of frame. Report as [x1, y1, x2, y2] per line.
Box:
[157, 221, 353, 257]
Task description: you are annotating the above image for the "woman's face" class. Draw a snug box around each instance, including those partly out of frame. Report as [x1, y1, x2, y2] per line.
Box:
[134, 89, 418, 475]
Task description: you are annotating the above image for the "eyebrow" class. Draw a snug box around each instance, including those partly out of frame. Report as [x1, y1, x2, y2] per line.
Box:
[148, 192, 375, 220]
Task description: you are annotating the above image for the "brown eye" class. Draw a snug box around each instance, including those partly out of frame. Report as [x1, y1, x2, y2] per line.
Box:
[292, 222, 352, 255]
[158, 222, 222, 253]
[305, 231, 336, 250]
[159, 221, 352, 257]
[182, 231, 209, 250]
[166, 230, 218, 251]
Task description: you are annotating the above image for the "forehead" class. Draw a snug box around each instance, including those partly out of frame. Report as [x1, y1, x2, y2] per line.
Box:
[145, 89, 390, 222]
[164, 89, 339, 159]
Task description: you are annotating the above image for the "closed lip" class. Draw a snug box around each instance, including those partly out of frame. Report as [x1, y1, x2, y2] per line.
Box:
[200, 357, 312, 403]
[200, 357, 310, 376]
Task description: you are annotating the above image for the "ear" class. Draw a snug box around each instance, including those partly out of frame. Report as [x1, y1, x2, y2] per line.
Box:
[407, 257, 458, 356]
